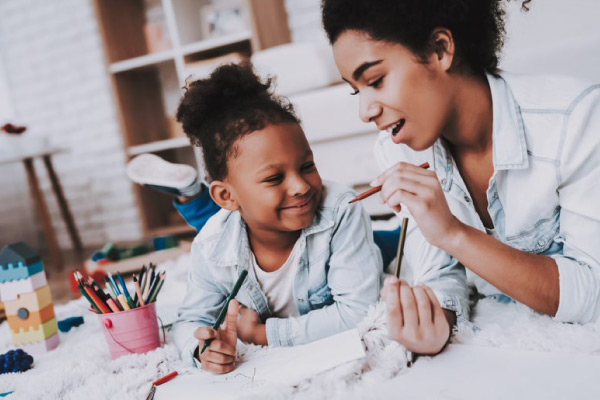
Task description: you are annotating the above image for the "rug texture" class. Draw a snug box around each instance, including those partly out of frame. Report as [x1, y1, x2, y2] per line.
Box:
[1, 253, 599, 400]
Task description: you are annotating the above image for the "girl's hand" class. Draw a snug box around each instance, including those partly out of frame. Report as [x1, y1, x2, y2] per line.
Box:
[237, 306, 267, 346]
[372, 162, 462, 249]
[194, 300, 239, 374]
[382, 276, 452, 355]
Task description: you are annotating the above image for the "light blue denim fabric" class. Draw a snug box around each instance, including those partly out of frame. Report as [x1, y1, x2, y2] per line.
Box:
[375, 72, 600, 324]
[172, 181, 383, 367]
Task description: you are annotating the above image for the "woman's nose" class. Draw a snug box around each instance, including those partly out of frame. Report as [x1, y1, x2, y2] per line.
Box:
[359, 94, 382, 124]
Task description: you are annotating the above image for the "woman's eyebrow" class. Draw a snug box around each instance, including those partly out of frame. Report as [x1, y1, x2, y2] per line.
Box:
[352, 60, 383, 81]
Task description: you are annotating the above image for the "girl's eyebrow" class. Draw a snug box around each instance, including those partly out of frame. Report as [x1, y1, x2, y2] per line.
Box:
[352, 60, 383, 81]
[255, 150, 313, 173]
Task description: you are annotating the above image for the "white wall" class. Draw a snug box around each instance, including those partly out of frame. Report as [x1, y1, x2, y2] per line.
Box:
[0, 0, 597, 251]
[0, 0, 141, 250]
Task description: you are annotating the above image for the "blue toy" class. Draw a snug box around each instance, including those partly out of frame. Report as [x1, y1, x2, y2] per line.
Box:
[57, 316, 85, 333]
[0, 349, 34, 374]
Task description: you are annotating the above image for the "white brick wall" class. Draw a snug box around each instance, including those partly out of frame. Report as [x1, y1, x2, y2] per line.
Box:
[0, 0, 142, 251]
[0, 0, 323, 252]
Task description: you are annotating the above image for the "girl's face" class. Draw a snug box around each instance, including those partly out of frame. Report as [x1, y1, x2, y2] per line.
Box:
[226, 123, 323, 235]
[333, 30, 454, 151]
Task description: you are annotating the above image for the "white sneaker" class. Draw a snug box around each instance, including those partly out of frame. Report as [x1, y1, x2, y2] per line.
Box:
[126, 154, 201, 197]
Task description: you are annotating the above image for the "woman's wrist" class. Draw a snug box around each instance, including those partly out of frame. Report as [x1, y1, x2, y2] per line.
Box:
[438, 218, 468, 254]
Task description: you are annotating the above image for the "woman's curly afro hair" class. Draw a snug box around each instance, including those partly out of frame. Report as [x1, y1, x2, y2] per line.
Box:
[322, 0, 532, 74]
[176, 62, 300, 182]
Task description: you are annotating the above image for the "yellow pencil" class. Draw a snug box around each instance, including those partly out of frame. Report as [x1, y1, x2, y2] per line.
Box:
[117, 294, 131, 310]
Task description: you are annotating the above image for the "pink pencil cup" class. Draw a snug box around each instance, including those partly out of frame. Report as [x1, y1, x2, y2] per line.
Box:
[97, 302, 161, 359]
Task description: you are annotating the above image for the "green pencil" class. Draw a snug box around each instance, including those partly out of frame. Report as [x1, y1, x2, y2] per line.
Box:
[199, 270, 248, 355]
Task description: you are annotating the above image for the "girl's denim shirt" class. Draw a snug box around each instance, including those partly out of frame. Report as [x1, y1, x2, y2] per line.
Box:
[173, 181, 383, 367]
[375, 72, 600, 324]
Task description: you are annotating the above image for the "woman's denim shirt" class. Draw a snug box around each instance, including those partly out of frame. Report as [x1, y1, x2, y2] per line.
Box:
[173, 181, 383, 366]
[375, 72, 600, 324]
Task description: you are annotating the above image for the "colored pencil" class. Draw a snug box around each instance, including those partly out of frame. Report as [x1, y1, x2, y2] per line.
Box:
[348, 162, 430, 204]
[200, 270, 248, 355]
[83, 285, 111, 313]
[148, 274, 165, 303]
[394, 217, 409, 278]
[117, 294, 131, 311]
[144, 271, 161, 304]
[108, 273, 121, 296]
[117, 272, 135, 308]
[106, 298, 121, 313]
[133, 276, 145, 306]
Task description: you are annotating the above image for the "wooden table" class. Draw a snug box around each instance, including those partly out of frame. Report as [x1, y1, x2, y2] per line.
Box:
[0, 147, 82, 270]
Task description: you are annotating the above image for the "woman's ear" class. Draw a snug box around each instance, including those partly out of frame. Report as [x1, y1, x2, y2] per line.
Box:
[429, 27, 455, 72]
[209, 180, 239, 211]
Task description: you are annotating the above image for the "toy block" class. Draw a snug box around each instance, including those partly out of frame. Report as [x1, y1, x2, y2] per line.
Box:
[0, 242, 43, 283]
[7, 303, 56, 334]
[0, 271, 47, 302]
[20, 333, 59, 354]
[12, 318, 58, 345]
[0, 260, 43, 283]
[3, 285, 53, 315]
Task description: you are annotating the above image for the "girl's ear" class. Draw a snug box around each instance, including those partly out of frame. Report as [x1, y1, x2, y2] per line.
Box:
[429, 27, 455, 72]
[209, 180, 239, 211]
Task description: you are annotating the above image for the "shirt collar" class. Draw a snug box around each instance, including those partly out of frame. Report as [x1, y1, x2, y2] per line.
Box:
[487, 72, 529, 170]
[433, 72, 529, 187]
[205, 199, 335, 268]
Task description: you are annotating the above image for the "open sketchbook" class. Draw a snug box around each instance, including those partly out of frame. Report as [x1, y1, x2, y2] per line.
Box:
[155, 329, 365, 400]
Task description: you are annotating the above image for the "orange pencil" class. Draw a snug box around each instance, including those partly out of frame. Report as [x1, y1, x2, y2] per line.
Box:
[348, 162, 430, 204]
[133, 276, 145, 307]
[83, 285, 111, 314]
[106, 298, 121, 313]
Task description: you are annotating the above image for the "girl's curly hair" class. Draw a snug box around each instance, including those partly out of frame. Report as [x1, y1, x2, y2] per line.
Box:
[322, 0, 532, 74]
[176, 63, 300, 181]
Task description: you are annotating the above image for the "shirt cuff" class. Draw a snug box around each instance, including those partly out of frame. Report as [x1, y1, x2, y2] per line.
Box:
[432, 290, 470, 325]
[181, 336, 202, 368]
[554, 256, 600, 323]
[266, 318, 292, 347]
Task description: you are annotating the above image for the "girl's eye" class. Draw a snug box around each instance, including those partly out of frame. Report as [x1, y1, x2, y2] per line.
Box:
[264, 174, 283, 184]
[368, 76, 384, 89]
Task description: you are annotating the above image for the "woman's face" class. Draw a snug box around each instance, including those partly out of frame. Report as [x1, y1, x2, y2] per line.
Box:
[333, 30, 454, 150]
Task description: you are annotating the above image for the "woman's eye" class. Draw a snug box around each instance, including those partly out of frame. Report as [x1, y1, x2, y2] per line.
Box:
[368, 76, 384, 89]
[301, 162, 316, 171]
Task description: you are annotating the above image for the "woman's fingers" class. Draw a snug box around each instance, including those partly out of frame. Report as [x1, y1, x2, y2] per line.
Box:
[384, 276, 404, 330]
[399, 280, 419, 327]
[372, 161, 431, 186]
[413, 286, 433, 325]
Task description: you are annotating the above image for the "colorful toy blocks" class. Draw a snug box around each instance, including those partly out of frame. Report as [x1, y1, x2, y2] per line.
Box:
[0, 242, 59, 354]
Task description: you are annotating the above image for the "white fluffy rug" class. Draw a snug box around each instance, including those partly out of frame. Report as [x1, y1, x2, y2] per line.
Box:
[1, 253, 600, 400]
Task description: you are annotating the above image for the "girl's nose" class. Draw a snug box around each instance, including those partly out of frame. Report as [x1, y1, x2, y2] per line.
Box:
[288, 174, 311, 196]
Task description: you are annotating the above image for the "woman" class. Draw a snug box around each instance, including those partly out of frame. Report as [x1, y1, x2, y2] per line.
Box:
[322, 0, 600, 354]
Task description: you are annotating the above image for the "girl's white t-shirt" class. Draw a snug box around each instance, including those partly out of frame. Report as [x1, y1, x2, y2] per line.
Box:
[251, 244, 300, 318]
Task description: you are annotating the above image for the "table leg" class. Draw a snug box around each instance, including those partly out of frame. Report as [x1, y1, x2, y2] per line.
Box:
[43, 155, 83, 251]
[23, 158, 63, 270]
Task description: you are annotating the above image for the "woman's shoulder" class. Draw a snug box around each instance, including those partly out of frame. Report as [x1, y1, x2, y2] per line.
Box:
[500, 72, 599, 112]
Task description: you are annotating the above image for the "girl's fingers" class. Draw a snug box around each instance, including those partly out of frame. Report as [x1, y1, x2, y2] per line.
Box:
[194, 327, 216, 341]
[203, 349, 235, 365]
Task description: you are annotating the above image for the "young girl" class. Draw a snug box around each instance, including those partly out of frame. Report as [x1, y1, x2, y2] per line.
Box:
[172, 63, 384, 373]
[322, 0, 600, 353]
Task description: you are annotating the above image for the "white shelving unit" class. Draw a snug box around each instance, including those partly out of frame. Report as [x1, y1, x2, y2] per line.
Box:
[93, 0, 291, 236]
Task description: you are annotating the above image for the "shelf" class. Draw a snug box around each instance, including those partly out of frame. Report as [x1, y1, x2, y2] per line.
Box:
[180, 31, 253, 57]
[109, 50, 175, 73]
[128, 137, 191, 156]
[148, 223, 196, 237]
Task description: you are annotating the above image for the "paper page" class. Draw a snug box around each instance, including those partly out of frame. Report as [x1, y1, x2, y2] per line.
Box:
[155, 329, 365, 400]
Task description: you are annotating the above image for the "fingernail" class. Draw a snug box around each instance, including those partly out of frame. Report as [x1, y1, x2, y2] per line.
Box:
[385, 275, 399, 285]
[369, 179, 378, 187]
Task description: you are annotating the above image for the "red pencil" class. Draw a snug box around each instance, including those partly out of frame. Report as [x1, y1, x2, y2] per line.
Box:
[348, 162, 430, 204]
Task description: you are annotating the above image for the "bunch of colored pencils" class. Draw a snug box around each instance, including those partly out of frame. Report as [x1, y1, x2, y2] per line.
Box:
[74, 264, 166, 314]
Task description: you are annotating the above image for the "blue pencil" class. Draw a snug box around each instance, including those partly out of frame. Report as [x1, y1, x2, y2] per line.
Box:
[108, 274, 121, 296]
[117, 272, 135, 309]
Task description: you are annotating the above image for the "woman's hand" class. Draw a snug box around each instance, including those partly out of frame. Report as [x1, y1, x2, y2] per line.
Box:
[237, 306, 267, 346]
[372, 162, 462, 249]
[382, 276, 453, 355]
[194, 300, 239, 374]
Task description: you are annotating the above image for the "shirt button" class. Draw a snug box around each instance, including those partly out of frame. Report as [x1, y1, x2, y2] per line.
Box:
[537, 239, 546, 247]
[441, 178, 447, 185]
[464, 196, 471, 203]
[493, 192, 498, 199]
